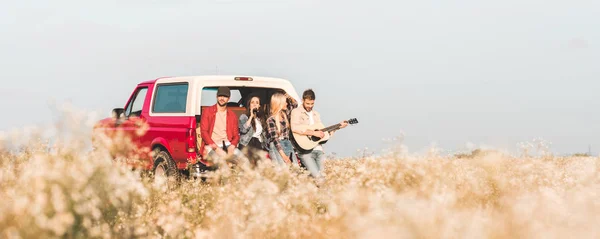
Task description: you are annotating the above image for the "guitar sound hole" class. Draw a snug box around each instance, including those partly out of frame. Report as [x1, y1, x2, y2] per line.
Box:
[309, 136, 321, 141]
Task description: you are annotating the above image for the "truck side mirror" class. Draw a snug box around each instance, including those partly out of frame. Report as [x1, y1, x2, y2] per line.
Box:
[112, 108, 124, 120]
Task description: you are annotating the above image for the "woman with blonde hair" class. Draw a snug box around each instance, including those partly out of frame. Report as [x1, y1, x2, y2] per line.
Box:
[265, 92, 298, 165]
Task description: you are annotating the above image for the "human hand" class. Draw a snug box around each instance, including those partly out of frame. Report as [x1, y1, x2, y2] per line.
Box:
[285, 93, 297, 103]
[227, 145, 236, 156]
[283, 155, 292, 165]
[339, 121, 348, 129]
[280, 151, 292, 164]
[313, 131, 325, 138]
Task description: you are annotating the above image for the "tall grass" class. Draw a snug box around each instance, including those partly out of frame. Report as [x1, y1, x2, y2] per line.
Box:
[1, 107, 599, 238]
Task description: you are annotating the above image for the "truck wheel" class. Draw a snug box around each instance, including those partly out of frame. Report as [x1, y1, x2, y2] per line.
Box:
[152, 149, 181, 189]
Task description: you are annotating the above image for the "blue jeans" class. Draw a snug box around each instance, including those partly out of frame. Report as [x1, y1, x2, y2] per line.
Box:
[206, 141, 244, 162]
[269, 139, 297, 165]
[298, 150, 325, 178]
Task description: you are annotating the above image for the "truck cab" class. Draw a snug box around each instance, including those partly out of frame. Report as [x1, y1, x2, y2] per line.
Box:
[92, 75, 301, 181]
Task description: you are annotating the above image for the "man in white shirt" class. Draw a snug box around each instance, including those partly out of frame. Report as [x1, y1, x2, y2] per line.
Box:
[290, 89, 347, 181]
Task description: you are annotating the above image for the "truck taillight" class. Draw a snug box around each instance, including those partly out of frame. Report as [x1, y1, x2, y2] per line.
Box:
[186, 128, 196, 153]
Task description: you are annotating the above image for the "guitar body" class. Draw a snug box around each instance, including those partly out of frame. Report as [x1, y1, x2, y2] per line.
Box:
[291, 123, 331, 152]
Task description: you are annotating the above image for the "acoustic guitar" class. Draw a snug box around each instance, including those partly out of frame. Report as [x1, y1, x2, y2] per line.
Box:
[291, 118, 358, 153]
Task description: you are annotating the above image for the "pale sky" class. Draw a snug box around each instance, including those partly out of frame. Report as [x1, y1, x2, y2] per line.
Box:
[1, 0, 599, 157]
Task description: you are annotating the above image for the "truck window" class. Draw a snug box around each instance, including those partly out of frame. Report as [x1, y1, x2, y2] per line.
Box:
[125, 87, 148, 117]
[200, 87, 242, 106]
[152, 83, 189, 113]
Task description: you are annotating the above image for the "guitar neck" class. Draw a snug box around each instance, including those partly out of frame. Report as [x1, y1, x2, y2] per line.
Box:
[321, 123, 342, 132]
[317, 118, 357, 133]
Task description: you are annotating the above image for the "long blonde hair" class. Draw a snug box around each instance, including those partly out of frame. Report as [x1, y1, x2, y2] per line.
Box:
[269, 93, 288, 135]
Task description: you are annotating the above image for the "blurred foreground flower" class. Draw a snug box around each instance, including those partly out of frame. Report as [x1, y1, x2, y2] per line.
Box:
[1, 106, 600, 239]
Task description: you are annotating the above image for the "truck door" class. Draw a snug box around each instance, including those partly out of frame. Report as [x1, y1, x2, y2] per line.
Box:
[120, 86, 149, 165]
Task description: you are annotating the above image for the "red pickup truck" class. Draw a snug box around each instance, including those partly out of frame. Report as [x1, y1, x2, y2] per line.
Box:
[92, 75, 301, 182]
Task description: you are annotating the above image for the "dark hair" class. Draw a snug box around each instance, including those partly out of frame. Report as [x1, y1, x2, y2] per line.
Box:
[259, 103, 269, 132]
[245, 95, 261, 131]
[303, 89, 315, 100]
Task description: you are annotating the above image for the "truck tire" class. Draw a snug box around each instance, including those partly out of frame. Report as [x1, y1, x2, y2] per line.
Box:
[152, 149, 181, 189]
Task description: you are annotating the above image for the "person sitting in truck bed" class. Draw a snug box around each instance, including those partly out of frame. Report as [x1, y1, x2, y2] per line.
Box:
[200, 86, 245, 165]
[238, 94, 268, 151]
[237, 94, 269, 166]
[265, 92, 299, 166]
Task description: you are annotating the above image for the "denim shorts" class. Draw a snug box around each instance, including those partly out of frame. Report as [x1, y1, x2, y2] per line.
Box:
[268, 139, 297, 165]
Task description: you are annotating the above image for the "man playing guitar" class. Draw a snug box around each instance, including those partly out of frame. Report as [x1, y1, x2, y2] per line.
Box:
[290, 89, 348, 181]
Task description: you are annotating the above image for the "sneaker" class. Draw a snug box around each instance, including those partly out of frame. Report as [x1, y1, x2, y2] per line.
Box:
[191, 164, 202, 178]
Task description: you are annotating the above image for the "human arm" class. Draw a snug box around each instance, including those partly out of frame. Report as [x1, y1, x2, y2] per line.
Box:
[285, 93, 298, 113]
[312, 111, 326, 137]
[281, 151, 291, 164]
[294, 128, 324, 138]
[239, 114, 252, 134]
[290, 109, 306, 135]
[230, 111, 240, 146]
[200, 110, 217, 150]
[268, 116, 292, 164]
[266, 117, 284, 152]
[329, 120, 348, 137]
[290, 109, 323, 137]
